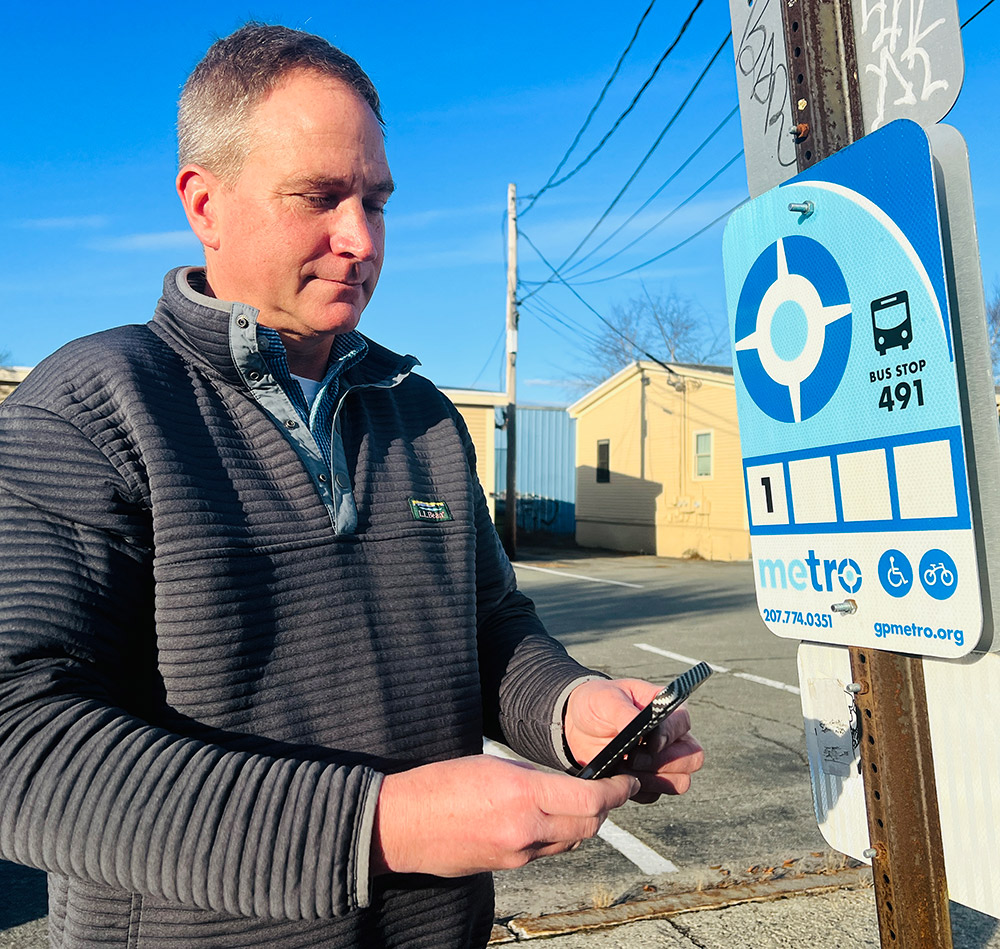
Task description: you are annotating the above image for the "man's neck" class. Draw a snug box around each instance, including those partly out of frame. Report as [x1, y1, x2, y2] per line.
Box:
[197, 269, 332, 381]
[271, 333, 332, 382]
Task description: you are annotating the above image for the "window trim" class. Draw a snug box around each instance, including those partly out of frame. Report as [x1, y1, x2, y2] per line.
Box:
[693, 429, 713, 480]
[596, 439, 610, 483]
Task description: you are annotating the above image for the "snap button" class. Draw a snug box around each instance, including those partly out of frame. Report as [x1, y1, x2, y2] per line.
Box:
[236, 316, 249, 329]
[248, 371, 261, 382]
[318, 473, 329, 483]
[336, 474, 350, 488]
[285, 419, 298, 430]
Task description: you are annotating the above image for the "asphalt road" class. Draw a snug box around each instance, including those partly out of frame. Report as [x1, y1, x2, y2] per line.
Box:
[494, 547, 828, 918]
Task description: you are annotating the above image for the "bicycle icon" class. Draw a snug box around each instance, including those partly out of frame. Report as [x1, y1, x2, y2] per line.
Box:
[923, 562, 955, 588]
[919, 549, 958, 601]
[878, 549, 912, 598]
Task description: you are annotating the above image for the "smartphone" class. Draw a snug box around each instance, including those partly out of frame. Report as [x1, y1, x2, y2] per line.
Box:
[575, 661, 712, 780]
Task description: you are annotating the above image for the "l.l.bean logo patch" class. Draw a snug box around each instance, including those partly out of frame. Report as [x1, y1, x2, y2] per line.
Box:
[408, 497, 454, 522]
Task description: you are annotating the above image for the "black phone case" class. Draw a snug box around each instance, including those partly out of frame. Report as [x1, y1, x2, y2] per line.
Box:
[575, 661, 712, 780]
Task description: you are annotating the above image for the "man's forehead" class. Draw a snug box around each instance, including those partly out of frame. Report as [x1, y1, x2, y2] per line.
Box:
[281, 173, 396, 195]
[260, 69, 378, 121]
[240, 72, 391, 182]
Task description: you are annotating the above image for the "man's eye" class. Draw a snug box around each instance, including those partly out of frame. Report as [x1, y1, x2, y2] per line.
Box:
[301, 194, 335, 208]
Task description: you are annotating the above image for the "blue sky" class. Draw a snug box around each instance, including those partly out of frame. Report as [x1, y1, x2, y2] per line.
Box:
[3, 0, 997, 405]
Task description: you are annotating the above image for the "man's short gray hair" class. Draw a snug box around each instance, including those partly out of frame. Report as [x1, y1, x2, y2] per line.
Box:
[178, 22, 383, 183]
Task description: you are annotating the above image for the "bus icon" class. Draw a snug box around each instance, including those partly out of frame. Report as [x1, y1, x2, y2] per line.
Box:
[871, 290, 912, 355]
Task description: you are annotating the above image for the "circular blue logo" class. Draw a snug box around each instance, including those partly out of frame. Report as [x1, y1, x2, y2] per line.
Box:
[838, 557, 862, 594]
[878, 549, 913, 598]
[919, 549, 957, 600]
[734, 235, 852, 423]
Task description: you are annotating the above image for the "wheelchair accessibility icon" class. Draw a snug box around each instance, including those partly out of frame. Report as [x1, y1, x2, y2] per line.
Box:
[878, 549, 913, 598]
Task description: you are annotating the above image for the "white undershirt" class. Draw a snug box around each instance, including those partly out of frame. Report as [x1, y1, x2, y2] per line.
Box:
[291, 373, 322, 408]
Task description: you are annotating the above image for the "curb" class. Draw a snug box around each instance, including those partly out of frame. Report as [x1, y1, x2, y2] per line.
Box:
[489, 866, 873, 943]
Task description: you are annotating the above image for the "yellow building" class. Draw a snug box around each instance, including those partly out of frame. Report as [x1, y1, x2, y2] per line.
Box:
[568, 361, 750, 561]
[439, 388, 506, 522]
[0, 368, 31, 405]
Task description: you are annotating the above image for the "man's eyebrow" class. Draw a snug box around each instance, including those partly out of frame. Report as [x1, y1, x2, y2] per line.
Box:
[283, 175, 396, 194]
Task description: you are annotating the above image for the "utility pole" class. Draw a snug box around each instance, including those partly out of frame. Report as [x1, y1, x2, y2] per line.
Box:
[781, 3, 952, 946]
[503, 182, 518, 560]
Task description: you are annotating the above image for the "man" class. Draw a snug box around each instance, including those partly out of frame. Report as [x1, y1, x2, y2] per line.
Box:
[0, 23, 703, 948]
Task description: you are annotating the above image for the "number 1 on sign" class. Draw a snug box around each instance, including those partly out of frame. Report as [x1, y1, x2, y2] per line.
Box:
[762, 476, 774, 513]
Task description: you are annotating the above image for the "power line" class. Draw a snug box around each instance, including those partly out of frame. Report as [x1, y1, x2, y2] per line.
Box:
[518, 228, 681, 377]
[572, 198, 746, 285]
[528, 296, 604, 347]
[522, 0, 659, 215]
[563, 105, 740, 276]
[519, 31, 732, 304]
[568, 150, 745, 279]
[554, 0, 993, 283]
[469, 327, 506, 388]
[521, 301, 598, 356]
[520, 0, 706, 215]
[961, 0, 995, 28]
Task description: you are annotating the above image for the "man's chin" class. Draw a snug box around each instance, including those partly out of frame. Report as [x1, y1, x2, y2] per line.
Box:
[299, 301, 365, 336]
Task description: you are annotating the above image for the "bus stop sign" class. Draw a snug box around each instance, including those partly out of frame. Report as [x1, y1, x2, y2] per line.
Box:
[723, 119, 981, 658]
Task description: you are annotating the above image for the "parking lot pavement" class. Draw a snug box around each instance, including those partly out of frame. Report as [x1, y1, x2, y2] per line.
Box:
[493, 548, 1000, 948]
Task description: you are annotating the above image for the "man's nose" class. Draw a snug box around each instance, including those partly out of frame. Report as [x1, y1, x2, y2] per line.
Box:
[330, 200, 378, 262]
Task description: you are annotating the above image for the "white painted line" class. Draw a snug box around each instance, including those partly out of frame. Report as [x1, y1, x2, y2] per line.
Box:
[634, 643, 731, 674]
[517, 564, 644, 589]
[597, 819, 679, 874]
[482, 739, 679, 874]
[733, 672, 801, 695]
[634, 643, 799, 695]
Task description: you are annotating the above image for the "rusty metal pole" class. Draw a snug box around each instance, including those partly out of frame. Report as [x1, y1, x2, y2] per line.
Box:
[849, 648, 953, 946]
[779, 2, 953, 946]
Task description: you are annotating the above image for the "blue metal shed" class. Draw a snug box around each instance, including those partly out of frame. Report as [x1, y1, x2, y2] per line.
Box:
[495, 406, 576, 536]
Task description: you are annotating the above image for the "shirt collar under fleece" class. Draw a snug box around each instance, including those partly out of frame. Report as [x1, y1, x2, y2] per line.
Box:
[174, 267, 370, 462]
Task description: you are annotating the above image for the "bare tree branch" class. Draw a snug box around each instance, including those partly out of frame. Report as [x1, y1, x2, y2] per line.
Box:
[573, 290, 727, 390]
[986, 278, 1000, 383]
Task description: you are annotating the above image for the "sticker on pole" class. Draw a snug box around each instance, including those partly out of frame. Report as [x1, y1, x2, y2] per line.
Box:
[723, 120, 981, 657]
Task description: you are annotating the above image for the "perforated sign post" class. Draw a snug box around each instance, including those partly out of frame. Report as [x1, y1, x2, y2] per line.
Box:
[723, 119, 982, 659]
[797, 124, 1000, 924]
[730, 0, 964, 199]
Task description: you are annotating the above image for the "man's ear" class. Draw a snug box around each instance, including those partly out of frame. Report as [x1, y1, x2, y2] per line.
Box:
[176, 165, 223, 250]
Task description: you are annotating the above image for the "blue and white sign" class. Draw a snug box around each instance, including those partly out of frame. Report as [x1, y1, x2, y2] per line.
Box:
[723, 120, 980, 657]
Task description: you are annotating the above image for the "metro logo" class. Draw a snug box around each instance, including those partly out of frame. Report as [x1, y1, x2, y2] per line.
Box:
[758, 550, 862, 593]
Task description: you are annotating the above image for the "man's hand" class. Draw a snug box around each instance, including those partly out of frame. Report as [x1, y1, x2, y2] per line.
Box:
[370, 754, 638, 877]
[564, 678, 704, 804]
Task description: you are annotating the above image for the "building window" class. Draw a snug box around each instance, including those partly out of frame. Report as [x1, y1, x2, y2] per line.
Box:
[596, 440, 610, 483]
[694, 431, 713, 479]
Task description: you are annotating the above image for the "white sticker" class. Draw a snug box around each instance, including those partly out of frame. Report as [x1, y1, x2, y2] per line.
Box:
[805, 677, 856, 777]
